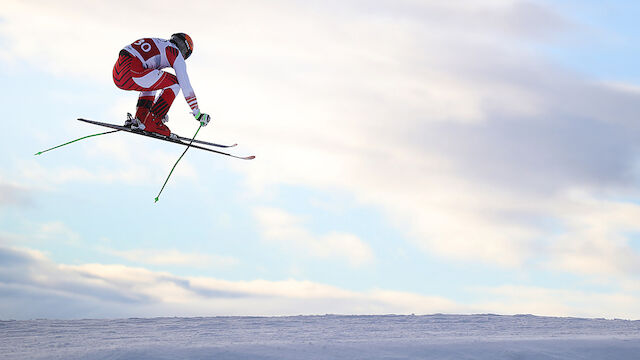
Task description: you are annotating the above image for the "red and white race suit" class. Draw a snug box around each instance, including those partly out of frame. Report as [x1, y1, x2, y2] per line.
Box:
[113, 37, 199, 121]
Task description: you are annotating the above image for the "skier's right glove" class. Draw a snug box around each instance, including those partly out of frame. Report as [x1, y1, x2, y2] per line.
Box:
[193, 110, 211, 126]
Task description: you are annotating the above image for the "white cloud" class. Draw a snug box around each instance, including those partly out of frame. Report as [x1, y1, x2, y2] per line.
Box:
[253, 207, 374, 267]
[106, 248, 238, 268]
[1, 220, 82, 246]
[545, 193, 640, 277]
[0, 179, 32, 206]
[475, 285, 640, 319]
[2, 246, 639, 320]
[0, 1, 154, 80]
[0, 245, 456, 319]
[210, 0, 640, 279]
[36, 221, 81, 244]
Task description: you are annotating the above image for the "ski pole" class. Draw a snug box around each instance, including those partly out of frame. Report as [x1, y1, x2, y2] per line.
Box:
[34, 130, 120, 156]
[154, 124, 203, 203]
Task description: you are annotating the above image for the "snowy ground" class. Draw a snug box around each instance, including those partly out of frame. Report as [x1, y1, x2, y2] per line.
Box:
[2, 314, 640, 359]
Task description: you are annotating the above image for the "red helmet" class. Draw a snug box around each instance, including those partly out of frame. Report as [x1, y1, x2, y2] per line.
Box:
[170, 33, 194, 59]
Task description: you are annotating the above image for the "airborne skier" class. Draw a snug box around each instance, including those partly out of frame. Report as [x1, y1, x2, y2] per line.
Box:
[112, 33, 211, 137]
[36, 33, 253, 201]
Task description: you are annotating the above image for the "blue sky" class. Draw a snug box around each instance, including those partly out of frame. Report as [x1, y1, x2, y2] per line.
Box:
[538, 0, 640, 83]
[2, 0, 640, 319]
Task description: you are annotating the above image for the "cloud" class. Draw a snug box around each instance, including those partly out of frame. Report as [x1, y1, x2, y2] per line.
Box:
[0, 1, 151, 80]
[545, 195, 640, 277]
[0, 246, 153, 309]
[35, 221, 81, 244]
[253, 207, 374, 267]
[2, 245, 639, 320]
[106, 248, 239, 268]
[0, 181, 32, 207]
[0, 220, 82, 247]
[0, 245, 455, 319]
[475, 285, 640, 319]
[204, 0, 640, 277]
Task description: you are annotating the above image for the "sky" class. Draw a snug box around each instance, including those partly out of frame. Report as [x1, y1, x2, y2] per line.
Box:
[1, 0, 640, 320]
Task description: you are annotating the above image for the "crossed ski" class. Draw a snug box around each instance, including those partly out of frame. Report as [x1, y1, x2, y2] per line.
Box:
[35, 117, 255, 202]
[77, 118, 254, 160]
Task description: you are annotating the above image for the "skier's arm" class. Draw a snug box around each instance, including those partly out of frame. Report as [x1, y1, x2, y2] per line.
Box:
[171, 54, 199, 112]
[167, 48, 210, 126]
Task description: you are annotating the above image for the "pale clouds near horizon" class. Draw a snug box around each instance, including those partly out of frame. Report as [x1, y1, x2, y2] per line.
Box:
[2, 245, 638, 319]
[2, 0, 640, 318]
[0, 245, 458, 318]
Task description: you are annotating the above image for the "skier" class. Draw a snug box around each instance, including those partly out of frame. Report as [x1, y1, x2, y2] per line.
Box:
[112, 33, 210, 137]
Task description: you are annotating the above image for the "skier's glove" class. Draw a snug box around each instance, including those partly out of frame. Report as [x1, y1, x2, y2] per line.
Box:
[193, 110, 211, 126]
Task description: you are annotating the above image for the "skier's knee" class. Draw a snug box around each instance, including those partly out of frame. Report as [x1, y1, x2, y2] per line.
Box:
[167, 84, 181, 97]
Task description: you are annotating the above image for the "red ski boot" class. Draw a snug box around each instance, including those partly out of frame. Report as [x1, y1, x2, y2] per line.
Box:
[142, 113, 172, 137]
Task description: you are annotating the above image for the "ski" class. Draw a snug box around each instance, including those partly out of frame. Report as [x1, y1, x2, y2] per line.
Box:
[77, 118, 237, 148]
[174, 134, 236, 148]
[77, 118, 254, 160]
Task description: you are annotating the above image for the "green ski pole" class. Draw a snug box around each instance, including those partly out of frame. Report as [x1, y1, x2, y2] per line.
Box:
[34, 130, 120, 156]
[155, 124, 203, 203]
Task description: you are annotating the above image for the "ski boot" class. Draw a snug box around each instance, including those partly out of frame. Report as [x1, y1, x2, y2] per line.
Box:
[142, 112, 175, 138]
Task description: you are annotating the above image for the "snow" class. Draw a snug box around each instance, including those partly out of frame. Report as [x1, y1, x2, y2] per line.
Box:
[2, 314, 639, 359]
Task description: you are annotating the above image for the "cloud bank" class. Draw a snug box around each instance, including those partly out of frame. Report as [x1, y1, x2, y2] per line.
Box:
[0, 245, 454, 319]
[2, 245, 639, 320]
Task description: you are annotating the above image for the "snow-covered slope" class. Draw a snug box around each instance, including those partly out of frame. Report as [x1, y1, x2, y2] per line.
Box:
[2, 314, 639, 359]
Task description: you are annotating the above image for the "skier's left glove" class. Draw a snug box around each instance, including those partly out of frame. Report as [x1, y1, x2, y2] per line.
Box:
[193, 110, 211, 126]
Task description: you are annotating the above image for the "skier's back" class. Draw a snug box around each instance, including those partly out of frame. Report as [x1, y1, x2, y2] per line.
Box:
[113, 33, 210, 137]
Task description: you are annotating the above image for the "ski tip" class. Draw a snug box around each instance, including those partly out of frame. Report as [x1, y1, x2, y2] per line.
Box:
[34, 152, 42, 156]
[154, 197, 160, 203]
[231, 143, 238, 147]
[245, 155, 256, 160]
